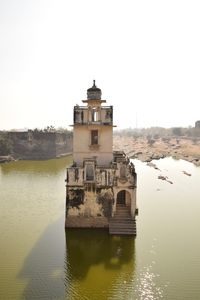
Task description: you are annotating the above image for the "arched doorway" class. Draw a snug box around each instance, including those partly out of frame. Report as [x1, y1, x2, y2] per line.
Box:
[117, 190, 126, 205]
[116, 190, 131, 207]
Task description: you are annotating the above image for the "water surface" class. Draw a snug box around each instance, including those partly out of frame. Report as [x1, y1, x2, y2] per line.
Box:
[0, 157, 200, 299]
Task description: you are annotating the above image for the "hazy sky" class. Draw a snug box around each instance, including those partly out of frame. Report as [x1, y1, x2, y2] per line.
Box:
[0, 0, 200, 130]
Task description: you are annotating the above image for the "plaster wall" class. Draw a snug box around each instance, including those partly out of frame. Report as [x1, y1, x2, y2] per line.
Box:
[73, 125, 113, 166]
[131, 188, 137, 217]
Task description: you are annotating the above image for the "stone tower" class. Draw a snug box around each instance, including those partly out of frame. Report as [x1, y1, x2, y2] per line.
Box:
[65, 81, 137, 235]
[73, 80, 113, 166]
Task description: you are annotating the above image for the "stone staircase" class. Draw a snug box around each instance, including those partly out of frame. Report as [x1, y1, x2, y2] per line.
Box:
[109, 204, 136, 236]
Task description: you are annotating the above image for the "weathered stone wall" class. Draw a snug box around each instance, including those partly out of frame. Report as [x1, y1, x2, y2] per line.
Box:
[65, 151, 137, 229]
[66, 189, 114, 217]
[73, 125, 113, 166]
[3, 131, 72, 160]
[65, 216, 109, 228]
[195, 120, 200, 128]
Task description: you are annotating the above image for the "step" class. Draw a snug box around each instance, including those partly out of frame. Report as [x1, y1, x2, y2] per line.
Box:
[109, 224, 135, 229]
[109, 218, 136, 235]
[110, 230, 136, 233]
[115, 213, 130, 215]
[109, 227, 135, 231]
[109, 229, 136, 235]
[115, 208, 130, 211]
[115, 210, 130, 213]
[109, 220, 134, 224]
[115, 212, 130, 216]
[110, 216, 134, 221]
[109, 230, 136, 234]
[115, 209, 130, 211]
[114, 214, 130, 217]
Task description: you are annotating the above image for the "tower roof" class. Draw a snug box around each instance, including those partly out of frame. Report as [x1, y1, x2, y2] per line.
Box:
[87, 80, 102, 100]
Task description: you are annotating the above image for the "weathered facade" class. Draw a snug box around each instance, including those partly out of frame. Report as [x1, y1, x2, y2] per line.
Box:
[0, 130, 72, 160]
[65, 81, 137, 235]
[195, 120, 200, 128]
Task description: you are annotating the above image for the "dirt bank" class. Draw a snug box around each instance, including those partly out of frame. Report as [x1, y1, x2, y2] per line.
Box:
[113, 136, 200, 166]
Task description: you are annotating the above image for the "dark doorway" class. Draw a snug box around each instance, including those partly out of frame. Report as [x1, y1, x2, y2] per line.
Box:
[117, 190, 126, 206]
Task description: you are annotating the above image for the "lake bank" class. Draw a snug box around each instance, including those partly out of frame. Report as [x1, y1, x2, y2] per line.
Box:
[0, 155, 15, 163]
[114, 135, 200, 166]
[0, 153, 72, 164]
[1, 133, 200, 167]
[0, 130, 72, 162]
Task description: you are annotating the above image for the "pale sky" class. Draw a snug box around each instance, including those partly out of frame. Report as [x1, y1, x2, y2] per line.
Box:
[0, 0, 200, 130]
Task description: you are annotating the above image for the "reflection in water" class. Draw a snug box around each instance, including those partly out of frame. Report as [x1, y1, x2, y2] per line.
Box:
[0, 156, 72, 175]
[0, 158, 70, 300]
[136, 264, 164, 300]
[1, 157, 200, 299]
[19, 218, 66, 300]
[16, 221, 136, 300]
[65, 229, 135, 300]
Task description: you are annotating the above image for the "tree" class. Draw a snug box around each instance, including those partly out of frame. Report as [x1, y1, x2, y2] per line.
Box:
[172, 127, 182, 136]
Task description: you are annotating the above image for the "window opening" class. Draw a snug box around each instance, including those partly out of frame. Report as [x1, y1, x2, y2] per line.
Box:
[91, 130, 98, 145]
[92, 108, 98, 122]
[86, 164, 94, 181]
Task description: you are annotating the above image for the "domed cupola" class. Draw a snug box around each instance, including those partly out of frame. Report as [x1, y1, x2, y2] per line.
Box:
[87, 80, 102, 100]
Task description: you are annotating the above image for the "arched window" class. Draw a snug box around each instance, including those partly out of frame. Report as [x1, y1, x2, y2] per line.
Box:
[92, 108, 98, 122]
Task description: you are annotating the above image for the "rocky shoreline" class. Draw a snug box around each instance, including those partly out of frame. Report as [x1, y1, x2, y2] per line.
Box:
[0, 156, 15, 164]
[113, 136, 200, 167]
[1, 136, 200, 167]
[0, 153, 72, 164]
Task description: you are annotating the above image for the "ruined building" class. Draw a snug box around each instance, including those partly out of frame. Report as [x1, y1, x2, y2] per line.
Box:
[195, 120, 200, 128]
[65, 81, 137, 235]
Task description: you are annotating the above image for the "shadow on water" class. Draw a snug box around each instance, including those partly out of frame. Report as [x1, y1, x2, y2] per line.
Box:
[65, 229, 136, 299]
[18, 218, 135, 300]
[65, 229, 135, 279]
[19, 217, 66, 300]
[0, 156, 72, 175]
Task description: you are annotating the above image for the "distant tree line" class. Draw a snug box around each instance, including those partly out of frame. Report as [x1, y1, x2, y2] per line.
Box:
[32, 126, 71, 133]
[1, 125, 199, 156]
[114, 126, 200, 139]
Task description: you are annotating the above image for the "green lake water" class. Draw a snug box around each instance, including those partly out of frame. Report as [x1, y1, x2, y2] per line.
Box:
[0, 156, 200, 299]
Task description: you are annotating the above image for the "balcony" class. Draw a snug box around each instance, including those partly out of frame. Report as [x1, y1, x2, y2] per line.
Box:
[73, 106, 113, 125]
[66, 165, 114, 187]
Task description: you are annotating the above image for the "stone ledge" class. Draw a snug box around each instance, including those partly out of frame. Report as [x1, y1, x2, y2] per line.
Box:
[65, 216, 109, 228]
